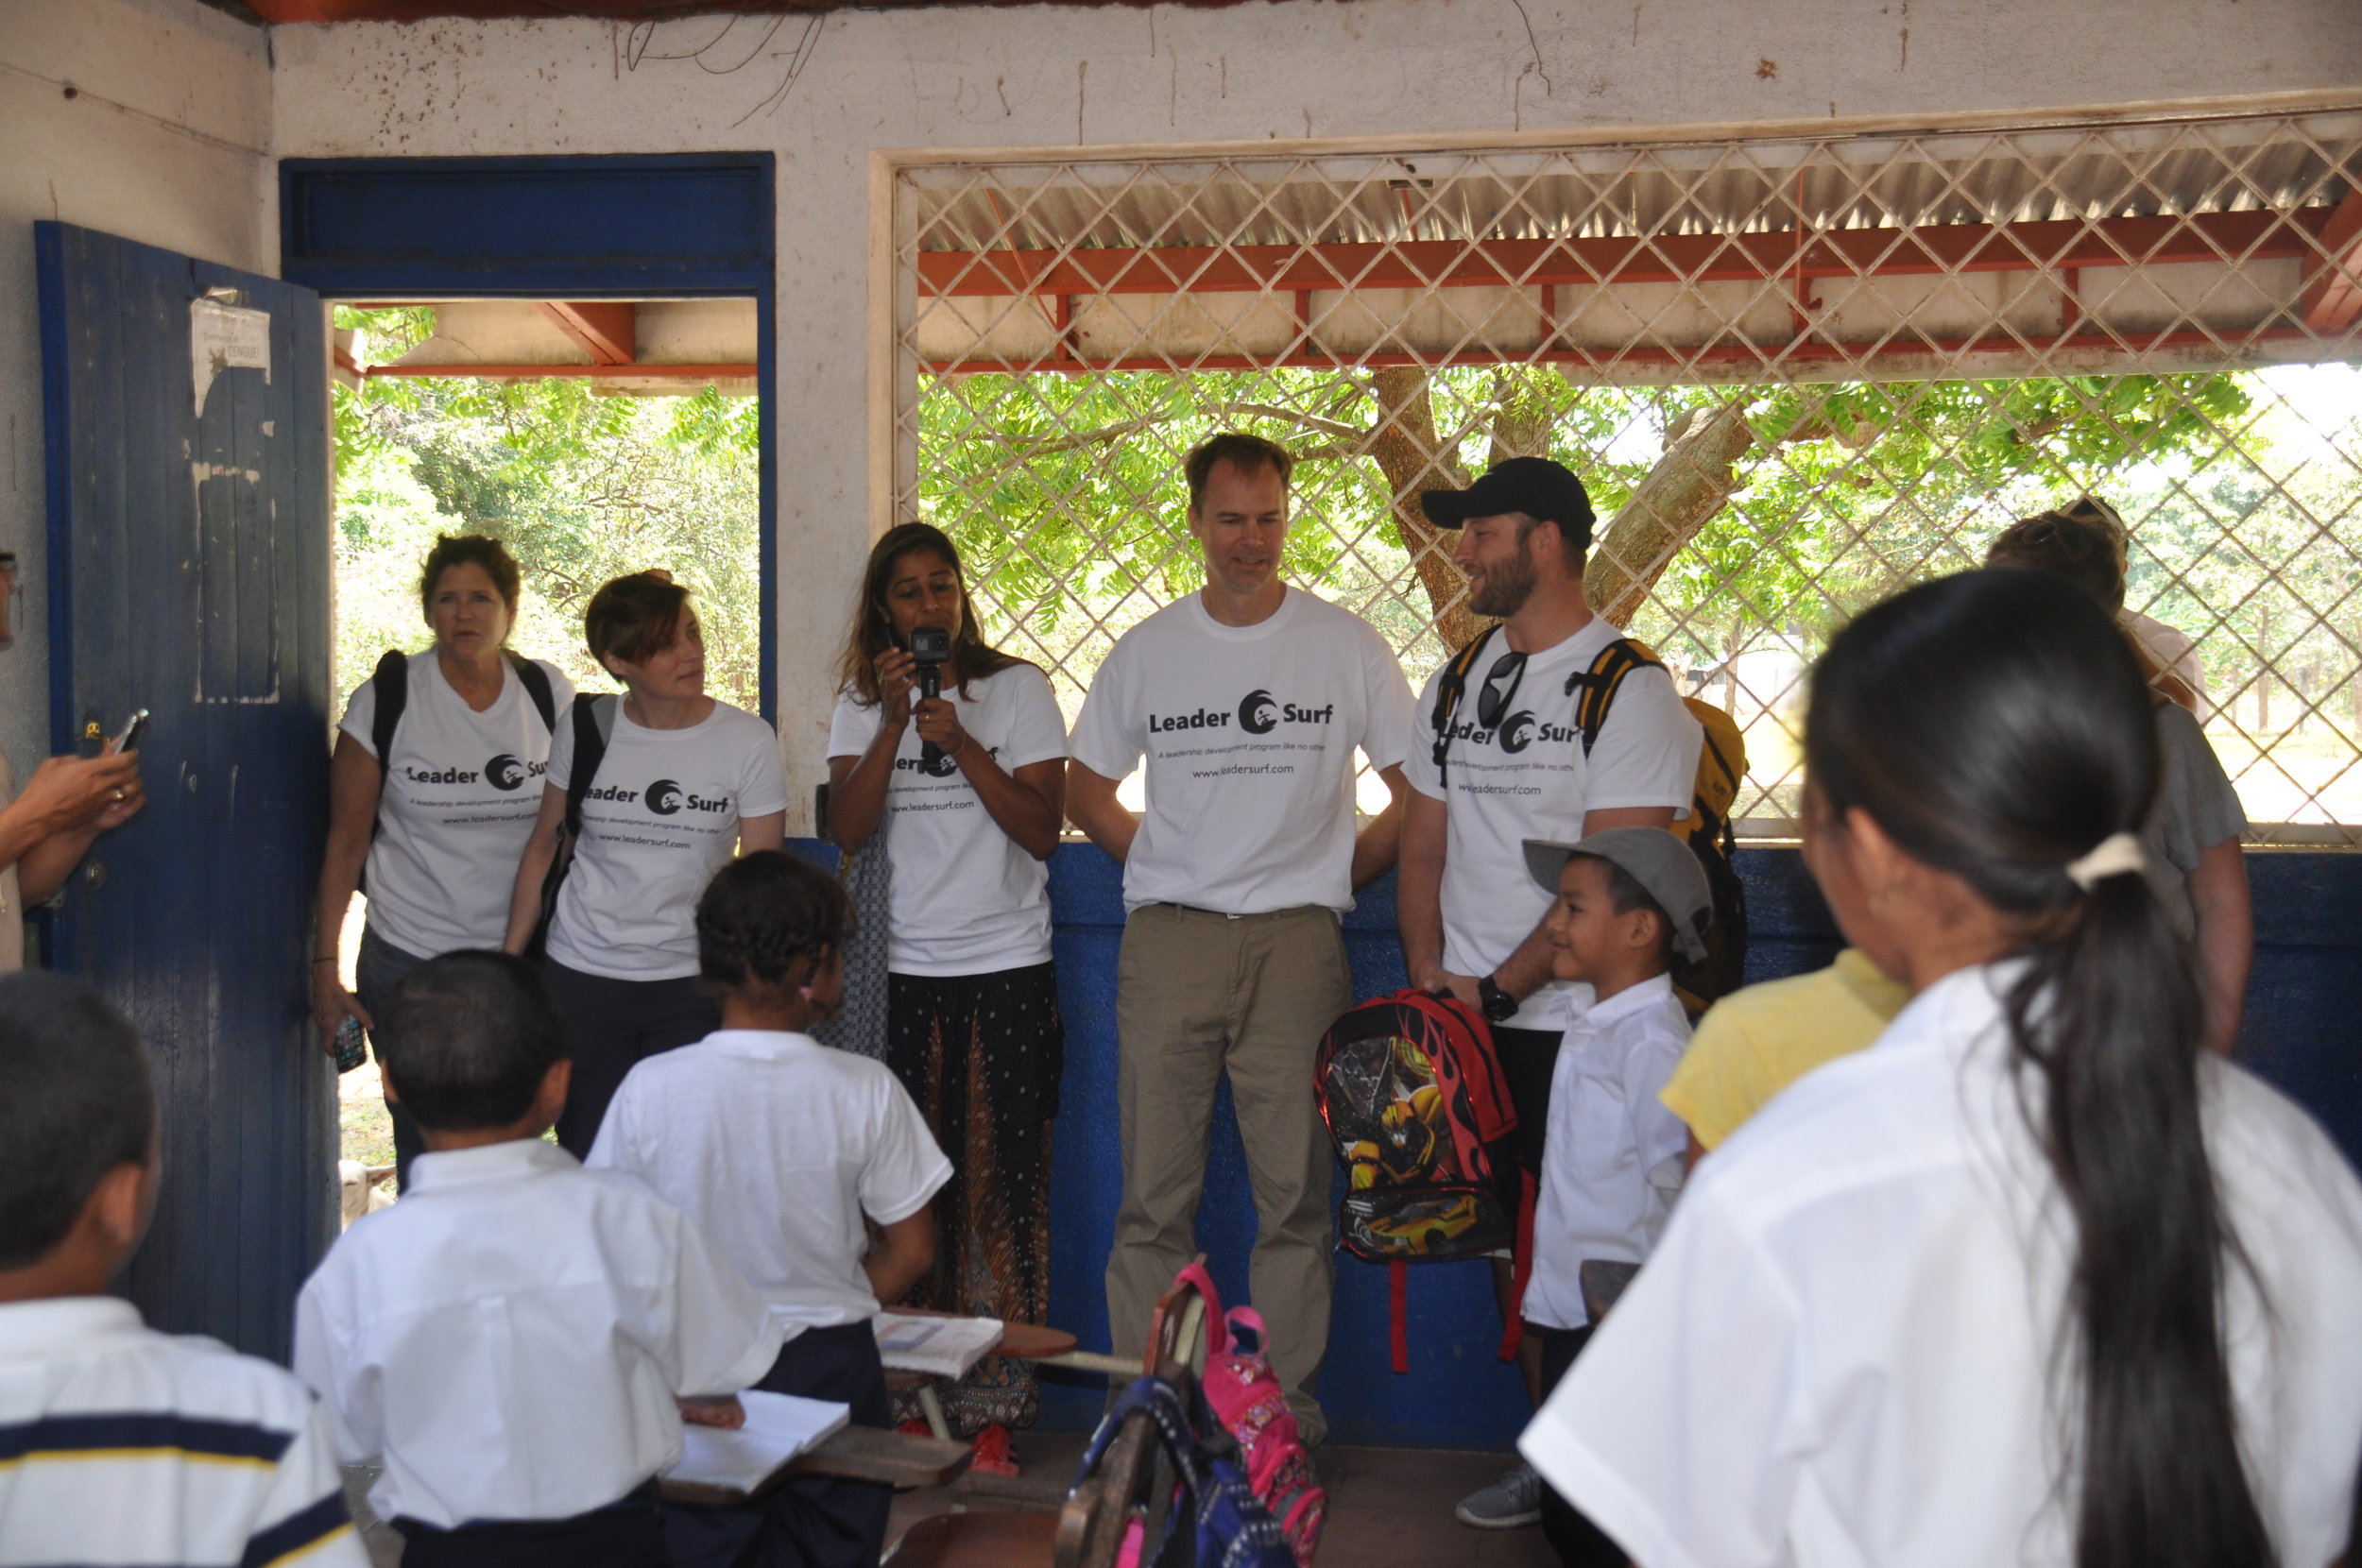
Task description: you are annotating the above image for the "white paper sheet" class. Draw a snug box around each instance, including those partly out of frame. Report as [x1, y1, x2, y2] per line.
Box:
[663, 1389, 850, 1498]
[872, 1312, 1004, 1379]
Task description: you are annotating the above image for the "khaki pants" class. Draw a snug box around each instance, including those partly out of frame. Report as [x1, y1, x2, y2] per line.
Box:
[1104, 902, 1352, 1444]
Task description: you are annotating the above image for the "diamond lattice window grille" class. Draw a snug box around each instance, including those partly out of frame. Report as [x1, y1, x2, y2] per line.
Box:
[895, 110, 2362, 840]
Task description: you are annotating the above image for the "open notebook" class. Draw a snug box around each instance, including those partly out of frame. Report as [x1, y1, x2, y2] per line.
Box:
[660, 1390, 850, 1503]
[873, 1312, 1004, 1380]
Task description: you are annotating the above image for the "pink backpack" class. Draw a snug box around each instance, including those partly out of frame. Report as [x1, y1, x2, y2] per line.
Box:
[1172, 1260, 1326, 1566]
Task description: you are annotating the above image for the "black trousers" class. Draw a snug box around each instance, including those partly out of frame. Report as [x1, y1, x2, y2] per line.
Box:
[352, 925, 431, 1190]
[665, 1321, 894, 1568]
[1537, 1325, 1624, 1568]
[395, 1491, 665, 1568]
[542, 960, 720, 1157]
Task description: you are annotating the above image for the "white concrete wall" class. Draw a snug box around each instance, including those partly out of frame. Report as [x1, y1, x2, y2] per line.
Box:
[264, 0, 2357, 824]
[0, 0, 273, 779]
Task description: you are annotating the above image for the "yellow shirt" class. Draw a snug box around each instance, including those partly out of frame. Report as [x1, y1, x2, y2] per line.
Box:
[1659, 949, 1911, 1150]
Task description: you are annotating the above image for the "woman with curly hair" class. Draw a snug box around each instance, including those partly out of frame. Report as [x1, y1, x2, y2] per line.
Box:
[826, 522, 1068, 1474]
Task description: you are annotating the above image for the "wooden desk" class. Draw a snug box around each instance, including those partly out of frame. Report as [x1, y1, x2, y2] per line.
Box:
[659, 1425, 970, 1506]
[880, 1314, 1080, 1441]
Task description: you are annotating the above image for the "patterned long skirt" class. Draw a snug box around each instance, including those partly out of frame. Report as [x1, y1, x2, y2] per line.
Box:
[884, 962, 1062, 1434]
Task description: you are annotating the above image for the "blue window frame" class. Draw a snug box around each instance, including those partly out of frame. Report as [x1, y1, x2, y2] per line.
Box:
[280, 153, 778, 720]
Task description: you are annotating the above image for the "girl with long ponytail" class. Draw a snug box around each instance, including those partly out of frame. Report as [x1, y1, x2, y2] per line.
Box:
[1518, 568, 2362, 1568]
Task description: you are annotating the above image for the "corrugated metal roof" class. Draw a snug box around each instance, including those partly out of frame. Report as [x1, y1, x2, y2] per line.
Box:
[908, 111, 2362, 254]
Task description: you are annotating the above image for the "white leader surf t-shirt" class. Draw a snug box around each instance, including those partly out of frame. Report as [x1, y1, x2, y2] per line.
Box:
[827, 663, 1070, 977]
[543, 699, 791, 981]
[339, 653, 577, 958]
[1405, 619, 1701, 1029]
[1069, 588, 1414, 916]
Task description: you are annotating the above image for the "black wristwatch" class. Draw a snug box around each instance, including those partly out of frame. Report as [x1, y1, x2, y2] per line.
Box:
[1477, 974, 1518, 1024]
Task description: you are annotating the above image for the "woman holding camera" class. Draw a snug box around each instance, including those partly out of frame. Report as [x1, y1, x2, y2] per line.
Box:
[506, 570, 788, 1156]
[828, 523, 1068, 1473]
[314, 534, 573, 1186]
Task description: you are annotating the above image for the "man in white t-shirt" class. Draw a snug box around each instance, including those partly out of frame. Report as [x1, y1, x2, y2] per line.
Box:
[1397, 456, 1701, 1530]
[1068, 433, 1415, 1445]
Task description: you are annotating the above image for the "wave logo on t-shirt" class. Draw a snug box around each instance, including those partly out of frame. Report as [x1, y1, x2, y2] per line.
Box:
[643, 779, 731, 817]
[1239, 690, 1281, 735]
[1238, 690, 1336, 736]
[484, 753, 545, 792]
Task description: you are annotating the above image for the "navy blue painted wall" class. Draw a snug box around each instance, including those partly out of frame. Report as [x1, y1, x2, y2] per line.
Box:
[795, 840, 2362, 1451]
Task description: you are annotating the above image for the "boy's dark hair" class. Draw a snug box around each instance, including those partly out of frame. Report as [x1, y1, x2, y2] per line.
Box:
[379, 951, 566, 1132]
[0, 973, 153, 1270]
[1569, 851, 1675, 960]
[1985, 508, 2126, 612]
[698, 850, 852, 993]
[419, 534, 523, 618]
[1183, 432, 1295, 511]
[585, 570, 693, 673]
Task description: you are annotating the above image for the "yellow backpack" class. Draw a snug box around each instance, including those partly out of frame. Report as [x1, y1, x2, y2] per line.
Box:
[1568, 637, 1749, 1013]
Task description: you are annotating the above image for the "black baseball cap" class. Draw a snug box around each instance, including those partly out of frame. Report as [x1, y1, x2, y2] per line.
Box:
[1421, 457, 1596, 551]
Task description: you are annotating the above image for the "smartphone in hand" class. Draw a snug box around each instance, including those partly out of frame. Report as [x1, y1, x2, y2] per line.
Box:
[108, 708, 150, 755]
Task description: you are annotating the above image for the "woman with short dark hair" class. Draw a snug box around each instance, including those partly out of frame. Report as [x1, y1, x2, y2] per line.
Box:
[505, 570, 788, 1156]
[313, 534, 573, 1186]
[1523, 569, 2362, 1568]
[827, 522, 1067, 1473]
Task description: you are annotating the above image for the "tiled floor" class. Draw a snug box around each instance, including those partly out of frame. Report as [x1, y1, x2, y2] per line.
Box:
[345, 1437, 1558, 1566]
[889, 1430, 1559, 1566]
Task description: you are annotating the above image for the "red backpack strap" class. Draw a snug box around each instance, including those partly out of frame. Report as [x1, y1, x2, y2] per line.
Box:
[1496, 1168, 1539, 1362]
[1172, 1257, 1229, 1357]
[1389, 1261, 1410, 1376]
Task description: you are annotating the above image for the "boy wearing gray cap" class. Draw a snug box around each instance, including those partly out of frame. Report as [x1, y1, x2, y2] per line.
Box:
[1514, 827, 1707, 1568]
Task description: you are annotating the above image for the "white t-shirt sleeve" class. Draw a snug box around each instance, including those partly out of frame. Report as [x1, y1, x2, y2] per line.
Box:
[1402, 666, 1447, 800]
[1520, 1185, 1804, 1568]
[1584, 665, 1701, 815]
[1001, 665, 1070, 769]
[1357, 624, 1416, 772]
[292, 1265, 377, 1466]
[1068, 640, 1143, 781]
[738, 719, 792, 819]
[1628, 1034, 1691, 1199]
[860, 1072, 955, 1226]
[828, 689, 883, 762]
[645, 1207, 784, 1398]
[336, 678, 382, 758]
[542, 700, 579, 792]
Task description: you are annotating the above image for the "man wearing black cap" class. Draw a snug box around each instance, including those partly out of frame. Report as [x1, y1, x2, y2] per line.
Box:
[1395, 455, 1702, 1531]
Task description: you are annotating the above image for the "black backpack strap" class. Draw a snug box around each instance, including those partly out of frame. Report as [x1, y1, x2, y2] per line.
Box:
[368, 649, 409, 767]
[1565, 638, 1664, 757]
[562, 694, 617, 840]
[1428, 625, 1498, 781]
[506, 651, 557, 734]
[531, 694, 617, 962]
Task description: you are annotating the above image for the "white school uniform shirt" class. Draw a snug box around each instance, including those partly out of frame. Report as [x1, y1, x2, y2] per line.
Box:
[543, 698, 791, 980]
[1521, 961, 2362, 1568]
[1406, 619, 1700, 1030]
[0, 1296, 367, 1568]
[1521, 972, 1691, 1332]
[293, 1138, 780, 1530]
[1067, 588, 1414, 915]
[827, 662, 1069, 976]
[338, 654, 576, 957]
[588, 1029, 954, 1339]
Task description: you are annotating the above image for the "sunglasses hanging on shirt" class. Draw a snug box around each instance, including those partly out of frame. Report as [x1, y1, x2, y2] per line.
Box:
[1476, 649, 1528, 732]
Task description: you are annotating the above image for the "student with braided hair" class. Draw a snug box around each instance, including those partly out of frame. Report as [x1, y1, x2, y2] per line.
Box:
[1524, 570, 2362, 1568]
[588, 851, 950, 1568]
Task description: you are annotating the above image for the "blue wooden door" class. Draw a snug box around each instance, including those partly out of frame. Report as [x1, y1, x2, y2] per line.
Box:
[37, 222, 334, 1363]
